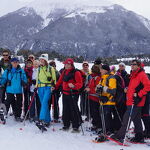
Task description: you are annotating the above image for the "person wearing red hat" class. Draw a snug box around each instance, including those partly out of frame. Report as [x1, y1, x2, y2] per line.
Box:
[55, 58, 83, 132]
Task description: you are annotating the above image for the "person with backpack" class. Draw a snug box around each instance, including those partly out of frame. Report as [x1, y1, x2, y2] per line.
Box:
[35, 54, 56, 128]
[110, 60, 150, 143]
[85, 65, 101, 133]
[0, 49, 11, 103]
[55, 58, 83, 132]
[49, 60, 61, 122]
[24, 59, 33, 119]
[80, 61, 90, 119]
[0, 57, 27, 122]
[29, 60, 41, 121]
[96, 64, 117, 135]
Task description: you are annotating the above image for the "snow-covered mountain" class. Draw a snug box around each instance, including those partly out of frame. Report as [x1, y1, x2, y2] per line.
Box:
[0, 0, 150, 58]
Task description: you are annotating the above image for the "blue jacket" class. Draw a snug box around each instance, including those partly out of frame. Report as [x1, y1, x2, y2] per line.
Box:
[0, 65, 27, 94]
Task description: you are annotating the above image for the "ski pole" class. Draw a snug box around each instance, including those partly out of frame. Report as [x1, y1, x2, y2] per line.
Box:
[23, 91, 37, 126]
[99, 100, 107, 137]
[70, 89, 85, 135]
[114, 105, 122, 124]
[123, 105, 134, 145]
[52, 93, 55, 131]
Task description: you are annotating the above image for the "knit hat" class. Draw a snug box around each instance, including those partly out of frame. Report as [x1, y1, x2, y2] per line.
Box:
[119, 62, 125, 67]
[11, 57, 19, 62]
[63, 58, 74, 65]
[101, 64, 110, 72]
[94, 58, 101, 65]
[39, 54, 48, 62]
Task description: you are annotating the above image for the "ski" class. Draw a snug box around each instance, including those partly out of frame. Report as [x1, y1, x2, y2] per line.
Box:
[105, 135, 129, 147]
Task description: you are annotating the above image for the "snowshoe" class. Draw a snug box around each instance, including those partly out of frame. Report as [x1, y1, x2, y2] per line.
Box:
[71, 128, 80, 133]
[15, 117, 23, 122]
[95, 134, 108, 143]
[60, 126, 69, 131]
[36, 121, 47, 132]
[0, 108, 6, 124]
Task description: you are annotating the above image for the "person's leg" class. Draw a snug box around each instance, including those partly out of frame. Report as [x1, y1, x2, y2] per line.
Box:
[39, 87, 51, 123]
[29, 92, 36, 118]
[15, 94, 23, 118]
[62, 94, 71, 128]
[70, 94, 81, 129]
[5, 93, 15, 114]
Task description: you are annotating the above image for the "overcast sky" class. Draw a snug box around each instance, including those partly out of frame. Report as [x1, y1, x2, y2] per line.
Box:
[0, 0, 150, 19]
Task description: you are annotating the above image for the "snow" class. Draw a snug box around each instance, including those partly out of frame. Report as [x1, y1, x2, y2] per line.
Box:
[1, 60, 150, 150]
[138, 15, 150, 31]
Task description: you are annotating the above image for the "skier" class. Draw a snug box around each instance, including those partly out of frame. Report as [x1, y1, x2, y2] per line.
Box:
[24, 59, 33, 119]
[85, 65, 101, 133]
[35, 54, 56, 130]
[55, 58, 83, 132]
[96, 64, 117, 135]
[29, 60, 41, 121]
[111, 60, 150, 143]
[80, 61, 90, 119]
[0, 57, 27, 122]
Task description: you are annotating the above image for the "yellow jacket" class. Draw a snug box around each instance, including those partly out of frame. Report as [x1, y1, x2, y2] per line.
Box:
[36, 65, 56, 87]
[99, 74, 116, 105]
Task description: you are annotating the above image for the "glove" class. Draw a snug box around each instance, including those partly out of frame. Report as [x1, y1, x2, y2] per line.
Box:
[99, 96, 109, 103]
[96, 85, 103, 94]
[34, 88, 38, 93]
[32, 80, 36, 85]
[133, 93, 142, 105]
[103, 86, 108, 93]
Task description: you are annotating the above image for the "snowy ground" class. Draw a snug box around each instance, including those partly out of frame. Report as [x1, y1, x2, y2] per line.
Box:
[1, 60, 150, 150]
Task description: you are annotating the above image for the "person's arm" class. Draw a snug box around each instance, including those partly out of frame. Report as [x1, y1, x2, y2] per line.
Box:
[0, 70, 8, 85]
[51, 67, 56, 85]
[138, 72, 150, 97]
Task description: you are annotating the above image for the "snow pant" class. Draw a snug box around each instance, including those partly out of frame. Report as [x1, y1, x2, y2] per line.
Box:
[62, 94, 81, 129]
[50, 91, 60, 120]
[115, 106, 143, 139]
[0, 87, 6, 103]
[103, 105, 114, 133]
[5, 93, 23, 117]
[113, 103, 126, 131]
[142, 93, 150, 135]
[24, 87, 31, 117]
[89, 100, 102, 129]
[80, 91, 89, 116]
[30, 92, 41, 118]
[38, 86, 51, 123]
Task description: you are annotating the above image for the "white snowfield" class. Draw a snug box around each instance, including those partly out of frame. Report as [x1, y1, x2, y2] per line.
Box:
[0, 60, 150, 150]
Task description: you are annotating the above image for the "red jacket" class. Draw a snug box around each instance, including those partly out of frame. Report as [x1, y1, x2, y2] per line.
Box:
[55, 68, 83, 95]
[87, 73, 101, 102]
[126, 68, 150, 106]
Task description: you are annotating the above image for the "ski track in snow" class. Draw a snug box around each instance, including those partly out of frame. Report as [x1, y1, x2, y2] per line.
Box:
[1, 60, 150, 150]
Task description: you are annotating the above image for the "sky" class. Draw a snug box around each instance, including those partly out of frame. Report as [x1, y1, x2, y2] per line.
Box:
[0, 0, 150, 19]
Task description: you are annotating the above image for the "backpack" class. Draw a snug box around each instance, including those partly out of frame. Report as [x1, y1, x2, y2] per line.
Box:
[62, 68, 86, 92]
[106, 74, 125, 104]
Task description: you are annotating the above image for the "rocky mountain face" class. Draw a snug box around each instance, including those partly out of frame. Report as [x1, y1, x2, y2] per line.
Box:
[0, 1, 150, 59]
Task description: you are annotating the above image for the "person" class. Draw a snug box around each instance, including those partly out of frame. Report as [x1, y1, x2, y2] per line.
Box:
[111, 60, 150, 143]
[0, 57, 27, 122]
[80, 61, 90, 119]
[0, 49, 11, 103]
[85, 65, 101, 132]
[110, 65, 116, 75]
[49, 60, 61, 122]
[96, 64, 117, 135]
[29, 60, 41, 121]
[24, 59, 33, 119]
[55, 58, 83, 132]
[94, 58, 102, 69]
[28, 54, 35, 62]
[36, 54, 56, 128]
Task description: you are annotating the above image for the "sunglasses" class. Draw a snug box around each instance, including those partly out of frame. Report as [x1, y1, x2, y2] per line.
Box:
[3, 55, 8, 56]
[131, 64, 137, 66]
[119, 65, 124, 67]
[83, 64, 89, 67]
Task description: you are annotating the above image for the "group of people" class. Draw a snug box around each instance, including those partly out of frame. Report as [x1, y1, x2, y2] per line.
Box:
[0, 49, 150, 143]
